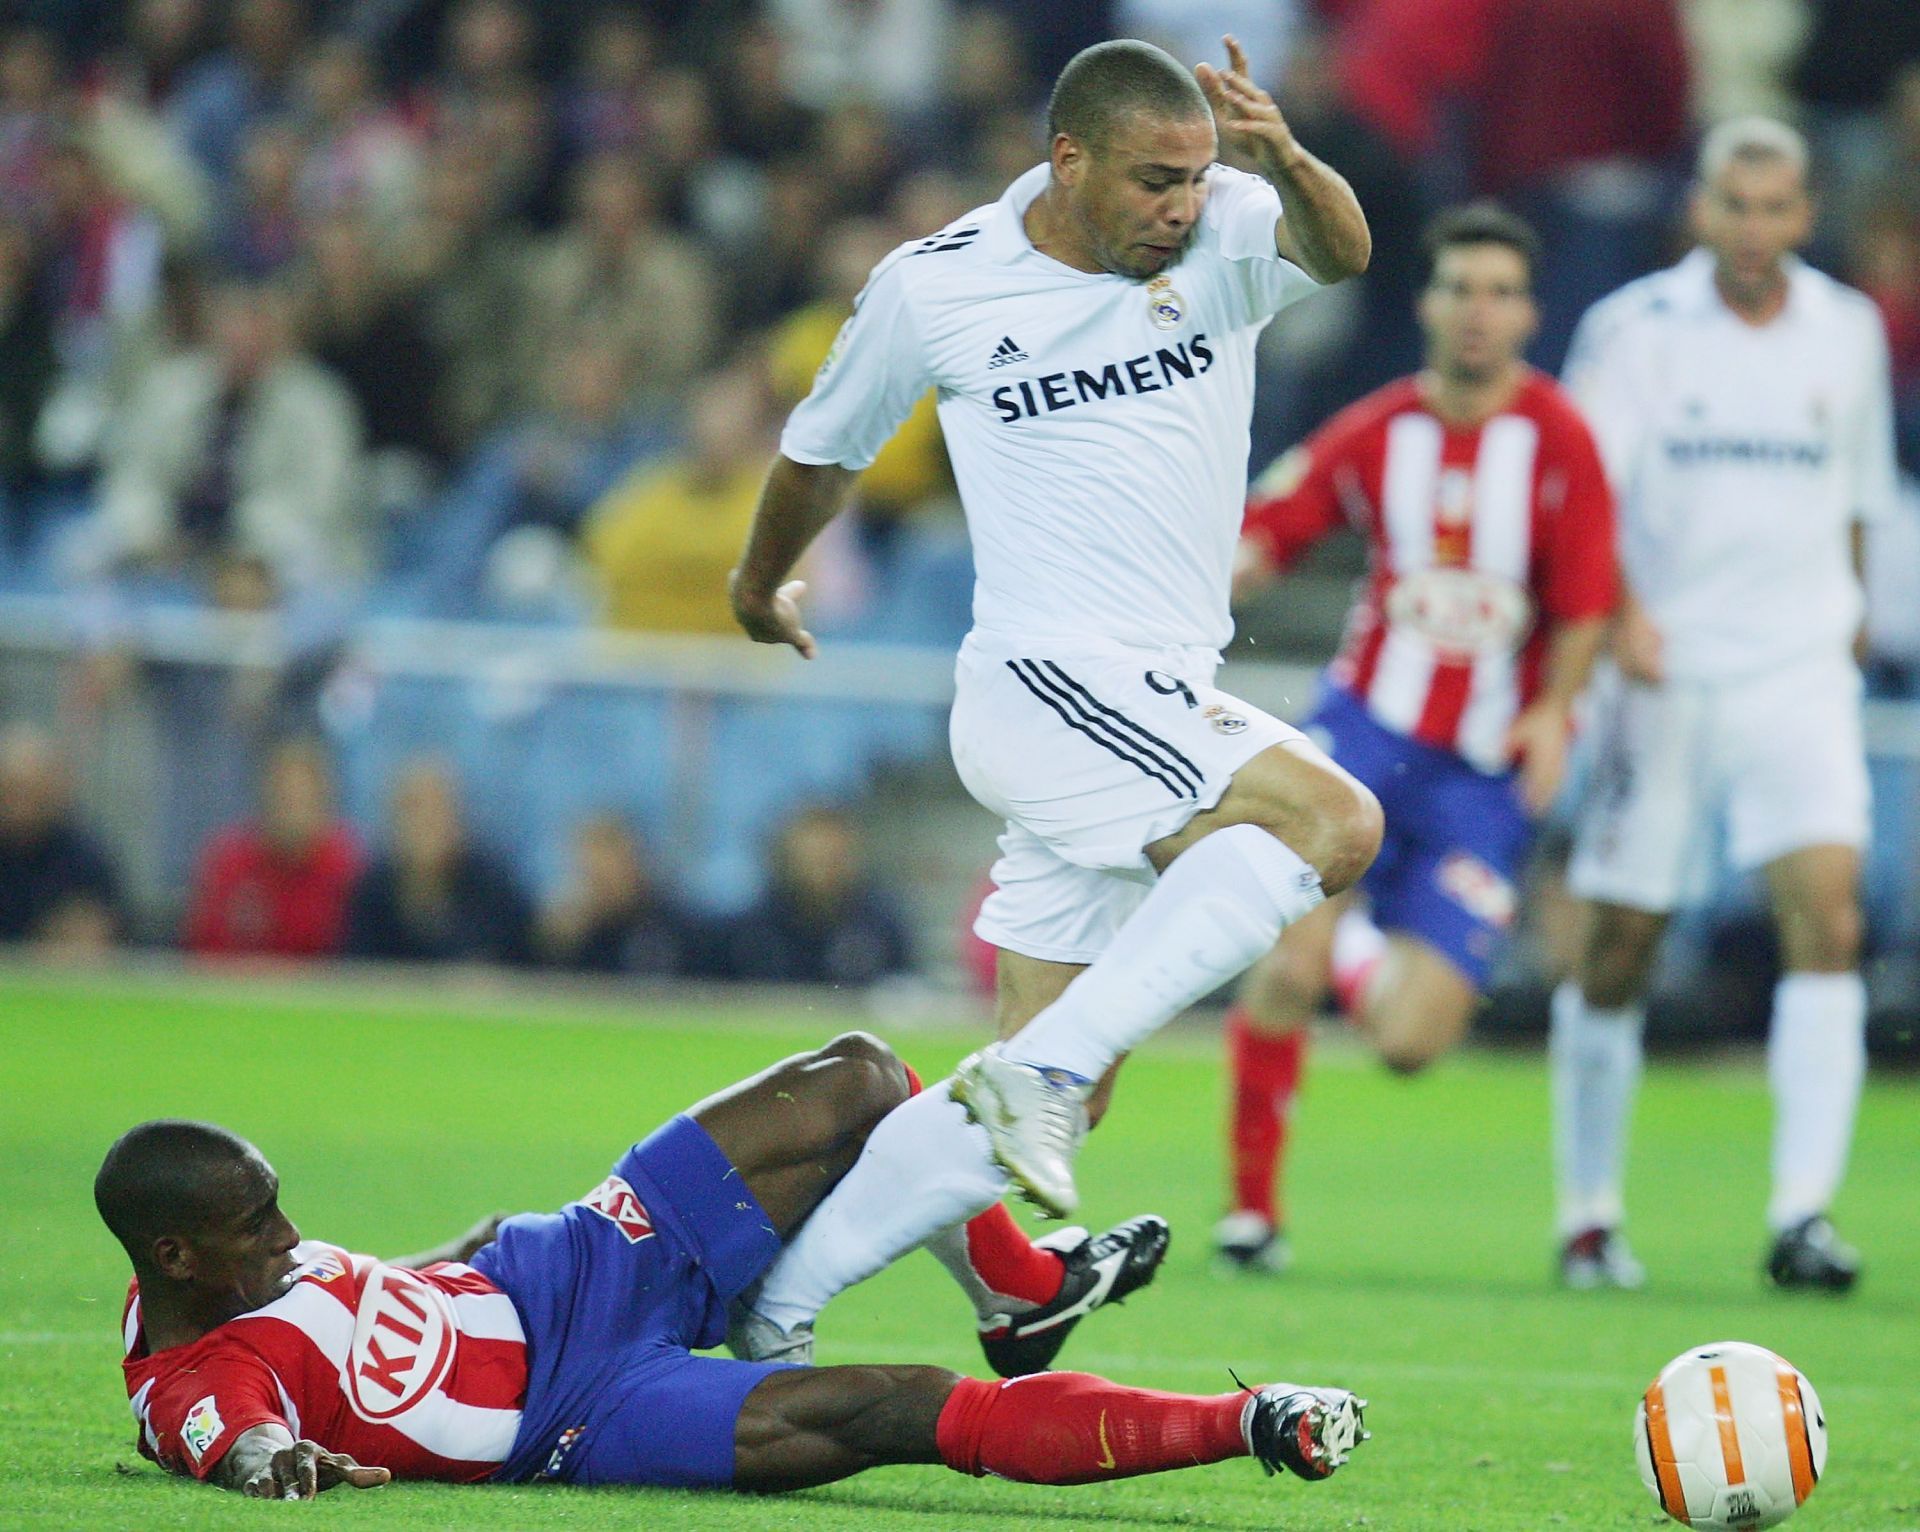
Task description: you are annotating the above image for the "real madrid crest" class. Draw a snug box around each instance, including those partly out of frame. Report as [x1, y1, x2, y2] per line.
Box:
[1146, 274, 1186, 331]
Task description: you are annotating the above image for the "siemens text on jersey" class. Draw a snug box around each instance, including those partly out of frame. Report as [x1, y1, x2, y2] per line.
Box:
[991, 336, 1217, 423]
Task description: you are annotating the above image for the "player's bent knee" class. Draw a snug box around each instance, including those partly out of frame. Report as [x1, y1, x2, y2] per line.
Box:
[1303, 777, 1384, 896]
[815, 1031, 911, 1132]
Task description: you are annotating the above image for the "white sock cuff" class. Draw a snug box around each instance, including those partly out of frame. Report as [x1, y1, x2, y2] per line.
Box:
[1208, 823, 1324, 923]
[1774, 970, 1866, 1018]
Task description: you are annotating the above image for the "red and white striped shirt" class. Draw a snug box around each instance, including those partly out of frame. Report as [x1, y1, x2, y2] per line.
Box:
[1243, 370, 1618, 771]
[122, 1242, 527, 1483]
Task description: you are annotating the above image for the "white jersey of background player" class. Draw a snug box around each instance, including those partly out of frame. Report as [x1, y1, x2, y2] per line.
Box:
[1550, 117, 1896, 1292]
[726, 38, 1377, 1353]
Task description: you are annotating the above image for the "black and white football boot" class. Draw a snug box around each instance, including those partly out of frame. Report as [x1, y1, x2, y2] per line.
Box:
[978, 1214, 1171, 1378]
[1766, 1215, 1860, 1293]
[1244, 1382, 1370, 1481]
[1213, 1211, 1291, 1275]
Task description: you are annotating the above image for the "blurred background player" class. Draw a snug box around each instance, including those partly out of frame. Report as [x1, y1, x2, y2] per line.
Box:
[727, 35, 1378, 1358]
[1217, 205, 1619, 1273]
[1550, 118, 1897, 1291]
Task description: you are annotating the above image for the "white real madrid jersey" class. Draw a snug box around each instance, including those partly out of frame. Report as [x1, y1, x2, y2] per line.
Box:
[780, 162, 1321, 652]
[1563, 248, 1897, 682]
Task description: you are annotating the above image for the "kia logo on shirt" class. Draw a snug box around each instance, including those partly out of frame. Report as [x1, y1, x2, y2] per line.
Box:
[347, 1266, 457, 1421]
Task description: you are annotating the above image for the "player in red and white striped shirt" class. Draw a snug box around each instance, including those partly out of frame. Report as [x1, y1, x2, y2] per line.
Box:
[100, 1031, 1367, 1501]
[1217, 205, 1619, 1273]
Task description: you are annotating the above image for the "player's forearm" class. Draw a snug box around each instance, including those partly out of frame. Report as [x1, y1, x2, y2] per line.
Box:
[1255, 140, 1370, 284]
[731, 456, 858, 603]
[387, 1212, 506, 1269]
[1536, 616, 1609, 711]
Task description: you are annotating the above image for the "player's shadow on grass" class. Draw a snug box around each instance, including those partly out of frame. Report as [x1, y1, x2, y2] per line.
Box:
[801, 1485, 1279, 1530]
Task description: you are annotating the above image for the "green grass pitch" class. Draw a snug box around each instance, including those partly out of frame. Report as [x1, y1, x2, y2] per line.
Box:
[3, 969, 1916, 1531]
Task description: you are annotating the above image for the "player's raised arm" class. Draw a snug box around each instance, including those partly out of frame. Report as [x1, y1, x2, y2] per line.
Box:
[1196, 35, 1369, 283]
[211, 1424, 391, 1500]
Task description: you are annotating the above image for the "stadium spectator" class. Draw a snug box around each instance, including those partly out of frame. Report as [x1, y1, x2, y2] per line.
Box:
[94, 279, 367, 594]
[1679, 0, 1810, 126]
[211, 119, 305, 277]
[170, 0, 307, 192]
[36, 136, 168, 479]
[712, 805, 912, 986]
[293, 35, 421, 237]
[537, 813, 707, 976]
[406, 330, 666, 617]
[0, 215, 56, 553]
[515, 150, 717, 417]
[711, 14, 818, 168]
[0, 29, 65, 227]
[769, 0, 952, 116]
[345, 760, 534, 965]
[766, 218, 948, 520]
[182, 736, 361, 960]
[584, 365, 776, 634]
[394, 141, 528, 454]
[899, 4, 1036, 174]
[295, 211, 449, 476]
[80, 0, 209, 117]
[553, 8, 657, 164]
[726, 154, 835, 331]
[1472, 0, 1692, 371]
[0, 722, 122, 955]
[408, 0, 553, 227]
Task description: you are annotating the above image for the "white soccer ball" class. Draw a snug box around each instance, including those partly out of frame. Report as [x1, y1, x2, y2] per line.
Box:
[1634, 1341, 1826, 1530]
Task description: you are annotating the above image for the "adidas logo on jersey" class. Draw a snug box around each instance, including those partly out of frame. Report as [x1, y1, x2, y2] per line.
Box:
[988, 336, 1030, 368]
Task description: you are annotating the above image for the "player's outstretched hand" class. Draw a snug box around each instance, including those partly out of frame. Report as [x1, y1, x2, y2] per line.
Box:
[1195, 35, 1297, 159]
[729, 573, 818, 660]
[243, 1440, 390, 1500]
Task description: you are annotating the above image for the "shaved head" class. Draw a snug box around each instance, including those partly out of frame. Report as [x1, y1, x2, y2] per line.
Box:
[95, 1119, 261, 1266]
[1048, 39, 1210, 152]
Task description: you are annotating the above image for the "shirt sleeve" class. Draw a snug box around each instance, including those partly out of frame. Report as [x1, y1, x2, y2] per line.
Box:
[1241, 431, 1348, 571]
[1207, 165, 1321, 322]
[1846, 305, 1899, 526]
[1561, 300, 1648, 501]
[141, 1348, 287, 1480]
[778, 253, 933, 472]
[1536, 409, 1621, 624]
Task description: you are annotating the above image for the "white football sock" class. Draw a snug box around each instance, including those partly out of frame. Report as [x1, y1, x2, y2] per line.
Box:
[921, 1222, 1007, 1325]
[1549, 980, 1644, 1236]
[1002, 825, 1324, 1080]
[751, 1080, 1007, 1336]
[1767, 970, 1866, 1232]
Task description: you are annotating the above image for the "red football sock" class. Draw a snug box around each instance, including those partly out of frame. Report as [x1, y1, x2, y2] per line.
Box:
[964, 1203, 1066, 1306]
[1225, 1008, 1306, 1225]
[937, 1373, 1248, 1484]
[904, 1060, 1066, 1306]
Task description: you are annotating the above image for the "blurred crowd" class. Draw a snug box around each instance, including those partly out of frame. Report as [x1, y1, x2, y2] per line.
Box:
[0, 718, 913, 980]
[0, 0, 1918, 981]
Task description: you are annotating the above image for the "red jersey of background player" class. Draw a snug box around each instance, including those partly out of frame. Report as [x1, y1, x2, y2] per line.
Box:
[1241, 369, 1617, 773]
[122, 1242, 527, 1483]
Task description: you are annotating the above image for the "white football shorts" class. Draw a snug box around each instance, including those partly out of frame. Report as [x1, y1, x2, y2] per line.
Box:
[951, 632, 1308, 964]
[1568, 653, 1871, 913]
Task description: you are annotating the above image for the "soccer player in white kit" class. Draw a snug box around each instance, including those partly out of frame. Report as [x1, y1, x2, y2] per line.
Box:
[725, 38, 1379, 1372]
[1550, 118, 1896, 1291]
